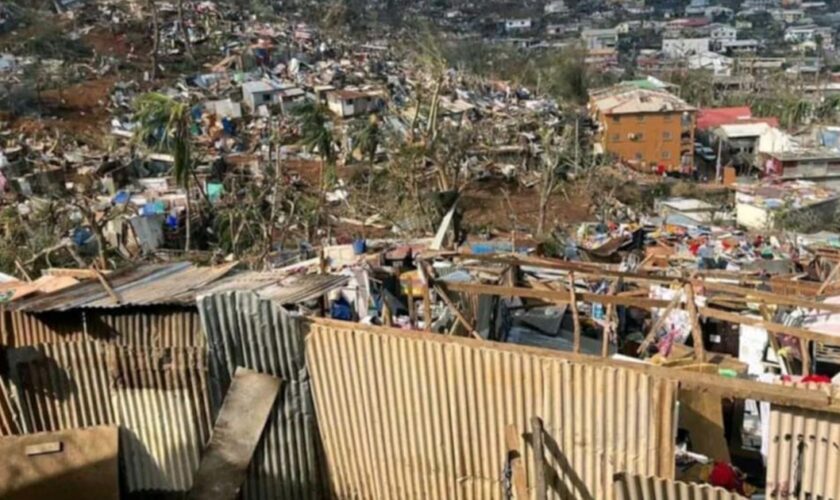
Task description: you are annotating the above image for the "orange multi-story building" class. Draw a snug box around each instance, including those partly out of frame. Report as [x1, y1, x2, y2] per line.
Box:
[590, 87, 696, 172]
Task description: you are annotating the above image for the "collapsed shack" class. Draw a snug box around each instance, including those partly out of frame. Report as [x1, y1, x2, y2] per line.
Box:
[0, 232, 839, 498]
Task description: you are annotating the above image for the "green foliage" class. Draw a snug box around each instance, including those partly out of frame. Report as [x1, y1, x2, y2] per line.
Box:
[290, 100, 335, 164]
[132, 92, 193, 187]
[353, 114, 382, 163]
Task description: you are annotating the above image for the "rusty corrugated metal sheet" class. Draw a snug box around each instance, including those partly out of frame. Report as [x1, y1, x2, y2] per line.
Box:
[109, 345, 212, 493]
[12, 262, 235, 312]
[305, 321, 677, 500]
[4, 310, 85, 347]
[7, 341, 114, 433]
[613, 473, 747, 499]
[86, 308, 204, 347]
[197, 291, 328, 500]
[765, 382, 840, 499]
[204, 272, 349, 304]
[0, 373, 19, 435]
[5, 307, 201, 348]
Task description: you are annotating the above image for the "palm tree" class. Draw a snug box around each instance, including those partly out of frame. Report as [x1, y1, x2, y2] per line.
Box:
[291, 100, 335, 233]
[353, 113, 382, 211]
[133, 92, 195, 251]
[292, 100, 335, 190]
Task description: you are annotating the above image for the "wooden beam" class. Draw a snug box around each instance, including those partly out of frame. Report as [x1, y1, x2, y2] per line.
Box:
[530, 417, 548, 500]
[817, 261, 840, 296]
[435, 284, 481, 340]
[638, 287, 682, 355]
[443, 282, 671, 309]
[685, 284, 706, 362]
[569, 273, 581, 353]
[699, 307, 840, 346]
[504, 424, 529, 500]
[698, 280, 840, 313]
[92, 268, 121, 305]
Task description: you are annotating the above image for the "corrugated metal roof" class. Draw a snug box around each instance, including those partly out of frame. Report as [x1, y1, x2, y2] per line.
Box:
[11, 262, 236, 312]
[305, 320, 678, 500]
[197, 291, 329, 500]
[201, 272, 349, 305]
[613, 473, 747, 500]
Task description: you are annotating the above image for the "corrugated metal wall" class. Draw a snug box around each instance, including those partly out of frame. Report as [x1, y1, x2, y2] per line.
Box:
[87, 308, 204, 347]
[305, 322, 678, 500]
[3, 307, 202, 348]
[109, 345, 212, 493]
[6, 341, 212, 493]
[613, 473, 747, 500]
[7, 341, 114, 433]
[765, 403, 840, 499]
[5, 310, 85, 346]
[197, 291, 328, 500]
[0, 372, 19, 435]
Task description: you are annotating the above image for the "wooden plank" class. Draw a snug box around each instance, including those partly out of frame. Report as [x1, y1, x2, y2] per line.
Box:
[638, 288, 682, 355]
[569, 273, 581, 353]
[530, 417, 548, 500]
[684, 284, 706, 361]
[188, 368, 282, 500]
[443, 282, 671, 309]
[435, 284, 482, 340]
[699, 307, 840, 346]
[504, 424, 529, 500]
[698, 280, 840, 313]
[817, 261, 840, 296]
[92, 268, 121, 305]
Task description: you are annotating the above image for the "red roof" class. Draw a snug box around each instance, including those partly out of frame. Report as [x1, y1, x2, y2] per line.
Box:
[697, 106, 752, 130]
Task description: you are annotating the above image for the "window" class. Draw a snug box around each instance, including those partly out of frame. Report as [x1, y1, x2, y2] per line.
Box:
[634, 132, 644, 141]
[663, 114, 673, 122]
[611, 133, 620, 143]
[637, 114, 646, 123]
[663, 131, 673, 141]
[662, 151, 672, 159]
[262, 94, 272, 103]
[635, 152, 643, 161]
[612, 115, 621, 123]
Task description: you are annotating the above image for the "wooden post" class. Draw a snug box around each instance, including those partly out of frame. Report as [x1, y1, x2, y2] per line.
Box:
[684, 283, 705, 362]
[569, 272, 581, 353]
[435, 284, 481, 340]
[602, 278, 620, 357]
[817, 261, 840, 295]
[801, 339, 812, 376]
[420, 264, 433, 332]
[530, 417, 548, 500]
[407, 294, 416, 329]
[504, 425, 529, 500]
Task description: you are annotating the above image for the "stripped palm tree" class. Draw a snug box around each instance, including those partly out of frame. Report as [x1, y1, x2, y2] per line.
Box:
[133, 92, 195, 251]
[291, 100, 335, 233]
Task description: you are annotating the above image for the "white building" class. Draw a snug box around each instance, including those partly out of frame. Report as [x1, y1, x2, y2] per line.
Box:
[709, 24, 737, 43]
[688, 52, 733, 75]
[326, 90, 381, 118]
[241, 80, 305, 113]
[662, 38, 711, 58]
[544, 0, 568, 15]
[581, 28, 619, 50]
[503, 19, 532, 32]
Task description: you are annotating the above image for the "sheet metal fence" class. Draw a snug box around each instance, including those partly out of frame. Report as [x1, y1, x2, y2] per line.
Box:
[305, 321, 678, 500]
